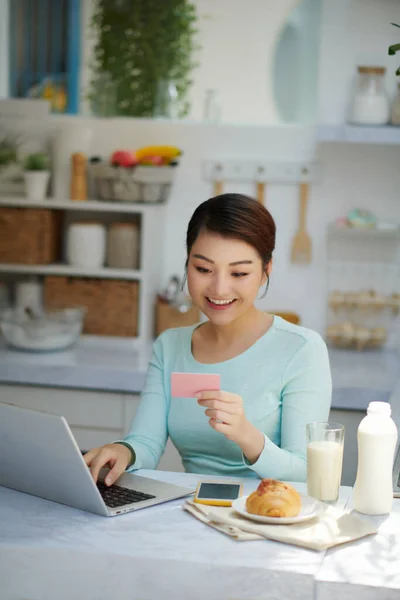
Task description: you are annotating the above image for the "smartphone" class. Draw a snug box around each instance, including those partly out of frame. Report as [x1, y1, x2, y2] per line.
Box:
[171, 372, 220, 398]
[193, 481, 243, 507]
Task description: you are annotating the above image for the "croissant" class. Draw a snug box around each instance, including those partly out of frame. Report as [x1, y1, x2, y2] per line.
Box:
[246, 479, 301, 518]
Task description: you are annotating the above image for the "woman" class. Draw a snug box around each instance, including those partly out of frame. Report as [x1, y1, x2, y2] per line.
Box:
[84, 193, 332, 485]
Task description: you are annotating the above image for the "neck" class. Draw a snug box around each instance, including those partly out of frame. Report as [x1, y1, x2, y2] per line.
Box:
[206, 307, 271, 346]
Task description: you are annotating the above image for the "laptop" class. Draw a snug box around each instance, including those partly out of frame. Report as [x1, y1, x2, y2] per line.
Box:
[393, 442, 400, 498]
[0, 402, 194, 516]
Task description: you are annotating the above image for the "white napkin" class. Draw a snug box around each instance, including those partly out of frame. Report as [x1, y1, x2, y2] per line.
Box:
[183, 500, 378, 551]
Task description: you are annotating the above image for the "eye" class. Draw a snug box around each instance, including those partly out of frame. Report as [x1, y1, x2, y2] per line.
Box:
[195, 266, 211, 274]
[232, 272, 248, 278]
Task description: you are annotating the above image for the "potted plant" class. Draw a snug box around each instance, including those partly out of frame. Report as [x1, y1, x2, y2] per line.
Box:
[22, 152, 50, 201]
[388, 23, 400, 75]
[88, 0, 199, 118]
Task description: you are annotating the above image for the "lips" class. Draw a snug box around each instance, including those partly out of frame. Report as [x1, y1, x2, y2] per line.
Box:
[206, 297, 237, 310]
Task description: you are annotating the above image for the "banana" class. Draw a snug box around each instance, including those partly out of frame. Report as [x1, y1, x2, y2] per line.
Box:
[135, 145, 182, 162]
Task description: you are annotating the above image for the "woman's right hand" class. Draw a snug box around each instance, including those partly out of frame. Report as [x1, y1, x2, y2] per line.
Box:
[83, 443, 133, 486]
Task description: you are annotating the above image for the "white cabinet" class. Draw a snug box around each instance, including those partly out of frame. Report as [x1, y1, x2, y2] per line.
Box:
[0, 383, 184, 473]
[0, 198, 166, 341]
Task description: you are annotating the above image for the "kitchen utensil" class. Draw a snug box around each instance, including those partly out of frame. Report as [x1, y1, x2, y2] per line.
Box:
[0, 306, 86, 352]
[256, 166, 266, 205]
[70, 152, 88, 201]
[213, 164, 223, 196]
[256, 182, 265, 205]
[291, 182, 312, 265]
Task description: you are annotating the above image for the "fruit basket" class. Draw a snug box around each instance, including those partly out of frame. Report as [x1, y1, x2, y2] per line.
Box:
[89, 163, 176, 203]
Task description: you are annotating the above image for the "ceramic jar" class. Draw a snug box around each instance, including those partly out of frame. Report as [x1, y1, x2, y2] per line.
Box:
[66, 222, 106, 269]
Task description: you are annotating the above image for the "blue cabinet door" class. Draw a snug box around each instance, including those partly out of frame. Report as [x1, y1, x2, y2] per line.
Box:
[9, 0, 81, 114]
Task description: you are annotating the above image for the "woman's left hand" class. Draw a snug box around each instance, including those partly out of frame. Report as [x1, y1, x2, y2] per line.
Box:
[196, 390, 248, 444]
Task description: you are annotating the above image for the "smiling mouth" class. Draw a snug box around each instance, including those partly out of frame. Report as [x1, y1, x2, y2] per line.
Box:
[206, 297, 237, 307]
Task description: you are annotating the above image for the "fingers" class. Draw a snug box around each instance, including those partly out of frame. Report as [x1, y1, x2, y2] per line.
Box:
[84, 444, 131, 485]
[104, 457, 128, 486]
[204, 408, 234, 424]
[198, 399, 237, 414]
[196, 390, 233, 402]
[89, 449, 114, 484]
[83, 447, 100, 466]
[208, 418, 231, 436]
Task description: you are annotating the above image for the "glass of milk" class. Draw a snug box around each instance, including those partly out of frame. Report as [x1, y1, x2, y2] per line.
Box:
[306, 422, 345, 503]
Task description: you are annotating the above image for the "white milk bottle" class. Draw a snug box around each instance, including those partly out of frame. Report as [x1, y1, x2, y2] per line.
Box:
[353, 401, 398, 515]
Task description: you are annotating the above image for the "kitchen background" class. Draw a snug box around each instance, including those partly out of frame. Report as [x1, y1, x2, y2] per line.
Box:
[0, 0, 399, 483]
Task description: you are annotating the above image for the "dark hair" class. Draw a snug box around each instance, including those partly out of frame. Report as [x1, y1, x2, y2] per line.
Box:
[186, 193, 276, 268]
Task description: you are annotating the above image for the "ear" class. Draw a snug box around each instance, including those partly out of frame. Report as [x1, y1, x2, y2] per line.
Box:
[261, 259, 273, 285]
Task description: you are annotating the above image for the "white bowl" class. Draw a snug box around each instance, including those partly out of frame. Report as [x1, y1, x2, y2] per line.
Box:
[0, 307, 86, 352]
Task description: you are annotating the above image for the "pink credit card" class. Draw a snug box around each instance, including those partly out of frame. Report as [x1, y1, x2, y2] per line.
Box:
[171, 372, 220, 398]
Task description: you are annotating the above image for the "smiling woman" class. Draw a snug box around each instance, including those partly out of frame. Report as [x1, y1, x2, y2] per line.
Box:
[84, 193, 332, 486]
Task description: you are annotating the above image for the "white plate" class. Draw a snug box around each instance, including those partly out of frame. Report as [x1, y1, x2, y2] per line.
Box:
[232, 494, 324, 525]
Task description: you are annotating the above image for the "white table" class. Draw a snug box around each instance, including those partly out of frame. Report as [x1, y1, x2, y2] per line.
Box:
[1, 470, 399, 600]
[315, 487, 400, 599]
[0, 470, 351, 600]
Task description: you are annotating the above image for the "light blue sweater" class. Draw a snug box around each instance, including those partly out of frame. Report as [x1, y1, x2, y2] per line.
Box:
[123, 316, 332, 481]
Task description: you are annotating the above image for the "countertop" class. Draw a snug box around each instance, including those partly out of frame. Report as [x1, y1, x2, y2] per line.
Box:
[0, 335, 399, 411]
[0, 469, 399, 600]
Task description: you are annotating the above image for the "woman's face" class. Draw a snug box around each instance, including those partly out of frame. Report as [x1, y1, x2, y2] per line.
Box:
[187, 230, 270, 326]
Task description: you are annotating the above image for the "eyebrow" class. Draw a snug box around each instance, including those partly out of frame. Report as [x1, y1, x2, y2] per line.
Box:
[193, 253, 253, 266]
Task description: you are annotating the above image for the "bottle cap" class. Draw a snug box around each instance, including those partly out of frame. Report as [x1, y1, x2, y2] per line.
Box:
[367, 401, 391, 416]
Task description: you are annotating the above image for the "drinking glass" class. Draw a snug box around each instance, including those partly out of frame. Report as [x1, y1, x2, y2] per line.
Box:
[306, 422, 345, 503]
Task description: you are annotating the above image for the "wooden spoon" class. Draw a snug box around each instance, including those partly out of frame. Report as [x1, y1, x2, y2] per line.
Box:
[256, 166, 266, 205]
[256, 181, 265, 205]
[290, 182, 312, 265]
[213, 164, 223, 196]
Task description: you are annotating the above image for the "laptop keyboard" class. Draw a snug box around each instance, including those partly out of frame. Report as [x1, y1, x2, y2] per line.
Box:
[97, 481, 156, 508]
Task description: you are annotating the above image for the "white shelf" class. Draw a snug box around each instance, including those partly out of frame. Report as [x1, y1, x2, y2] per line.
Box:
[327, 224, 400, 240]
[0, 264, 142, 280]
[318, 124, 400, 145]
[0, 197, 163, 213]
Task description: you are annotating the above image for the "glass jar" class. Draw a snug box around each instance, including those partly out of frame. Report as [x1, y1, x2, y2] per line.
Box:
[203, 89, 221, 123]
[153, 80, 180, 119]
[348, 66, 390, 126]
[391, 83, 400, 126]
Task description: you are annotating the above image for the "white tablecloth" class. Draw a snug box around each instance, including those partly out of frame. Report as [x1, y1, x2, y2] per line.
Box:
[0, 470, 399, 600]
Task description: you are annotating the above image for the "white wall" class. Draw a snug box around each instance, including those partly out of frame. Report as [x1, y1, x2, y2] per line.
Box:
[51, 112, 400, 336]
[51, 0, 400, 337]
[317, 0, 400, 124]
[5, 0, 400, 337]
[79, 0, 321, 125]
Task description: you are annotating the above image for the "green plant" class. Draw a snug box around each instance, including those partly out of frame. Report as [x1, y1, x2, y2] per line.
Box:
[388, 23, 400, 75]
[0, 135, 18, 168]
[23, 152, 49, 171]
[88, 0, 199, 118]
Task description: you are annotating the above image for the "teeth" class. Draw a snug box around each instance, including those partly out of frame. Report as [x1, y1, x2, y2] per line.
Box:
[208, 298, 236, 305]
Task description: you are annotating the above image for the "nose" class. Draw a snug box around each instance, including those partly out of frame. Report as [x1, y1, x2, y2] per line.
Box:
[209, 272, 230, 298]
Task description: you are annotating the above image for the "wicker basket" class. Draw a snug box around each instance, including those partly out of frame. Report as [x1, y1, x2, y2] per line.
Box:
[155, 297, 200, 336]
[0, 207, 62, 264]
[44, 277, 139, 337]
[89, 163, 176, 203]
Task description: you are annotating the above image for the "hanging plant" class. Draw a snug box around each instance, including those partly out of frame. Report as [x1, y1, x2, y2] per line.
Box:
[388, 23, 400, 75]
[88, 0, 199, 118]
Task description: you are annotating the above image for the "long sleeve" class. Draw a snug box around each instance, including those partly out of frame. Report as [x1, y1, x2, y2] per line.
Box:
[245, 335, 332, 481]
[122, 337, 169, 471]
